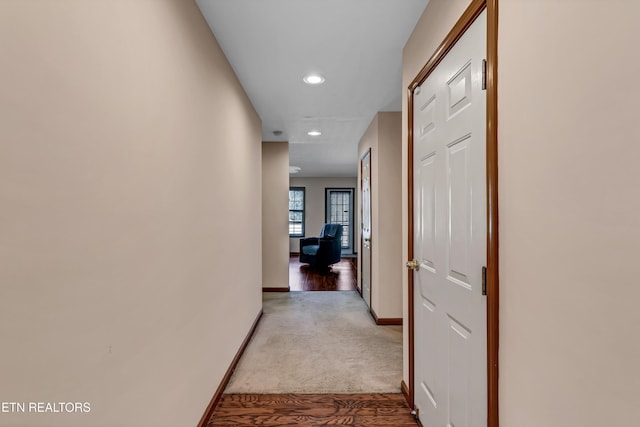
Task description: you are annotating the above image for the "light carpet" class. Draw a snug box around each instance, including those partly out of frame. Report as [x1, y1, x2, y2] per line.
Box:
[225, 291, 403, 394]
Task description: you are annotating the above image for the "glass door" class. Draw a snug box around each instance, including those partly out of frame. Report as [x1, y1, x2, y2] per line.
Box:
[325, 188, 355, 254]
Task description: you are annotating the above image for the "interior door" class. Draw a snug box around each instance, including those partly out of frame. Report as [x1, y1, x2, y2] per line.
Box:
[326, 188, 355, 254]
[361, 150, 372, 308]
[412, 10, 487, 427]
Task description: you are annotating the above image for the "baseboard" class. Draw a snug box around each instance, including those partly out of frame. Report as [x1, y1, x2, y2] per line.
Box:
[376, 317, 403, 326]
[401, 380, 411, 407]
[262, 287, 290, 292]
[197, 309, 263, 427]
[370, 308, 403, 326]
[289, 252, 300, 256]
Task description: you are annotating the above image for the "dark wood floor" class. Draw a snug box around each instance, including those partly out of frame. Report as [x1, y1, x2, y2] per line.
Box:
[289, 255, 357, 291]
[207, 393, 418, 426]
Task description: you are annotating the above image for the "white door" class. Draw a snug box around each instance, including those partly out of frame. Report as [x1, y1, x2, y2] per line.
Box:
[361, 150, 372, 308]
[412, 10, 487, 427]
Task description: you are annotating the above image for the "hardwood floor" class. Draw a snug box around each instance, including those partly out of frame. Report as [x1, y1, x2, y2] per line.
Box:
[207, 393, 418, 426]
[289, 255, 357, 291]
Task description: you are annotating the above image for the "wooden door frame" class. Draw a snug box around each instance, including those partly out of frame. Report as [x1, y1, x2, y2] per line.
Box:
[406, 0, 499, 426]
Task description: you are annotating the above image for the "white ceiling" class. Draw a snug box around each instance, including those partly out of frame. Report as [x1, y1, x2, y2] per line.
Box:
[196, 0, 429, 177]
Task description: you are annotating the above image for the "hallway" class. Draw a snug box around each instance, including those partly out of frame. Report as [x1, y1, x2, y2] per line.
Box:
[205, 264, 408, 425]
[2, 1, 637, 426]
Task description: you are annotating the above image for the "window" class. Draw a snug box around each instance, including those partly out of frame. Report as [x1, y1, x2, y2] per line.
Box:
[289, 187, 305, 237]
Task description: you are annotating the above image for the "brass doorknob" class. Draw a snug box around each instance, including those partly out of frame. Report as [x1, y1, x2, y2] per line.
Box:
[406, 260, 420, 271]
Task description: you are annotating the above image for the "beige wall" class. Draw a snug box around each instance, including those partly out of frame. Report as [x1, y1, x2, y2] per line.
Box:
[289, 177, 357, 253]
[0, 1, 262, 427]
[498, 1, 640, 425]
[262, 143, 290, 289]
[403, 0, 640, 425]
[358, 112, 403, 319]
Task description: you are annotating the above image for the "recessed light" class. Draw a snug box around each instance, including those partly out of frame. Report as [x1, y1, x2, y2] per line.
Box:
[289, 166, 301, 174]
[307, 130, 322, 136]
[303, 74, 325, 85]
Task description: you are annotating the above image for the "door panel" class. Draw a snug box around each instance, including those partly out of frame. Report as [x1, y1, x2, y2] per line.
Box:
[448, 316, 472, 427]
[412, 10, 487, 427]
[447, 135, 472, 288]
[447, 61, 473, 117]
[419, 153, 437, 272]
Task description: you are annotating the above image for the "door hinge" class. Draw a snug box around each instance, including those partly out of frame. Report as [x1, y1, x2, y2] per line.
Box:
[482, 266, 487, 295]
[482, 59, 487, 90]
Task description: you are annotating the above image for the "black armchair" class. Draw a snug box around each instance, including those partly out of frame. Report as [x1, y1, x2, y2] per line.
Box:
[299, 223, 343, 268]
